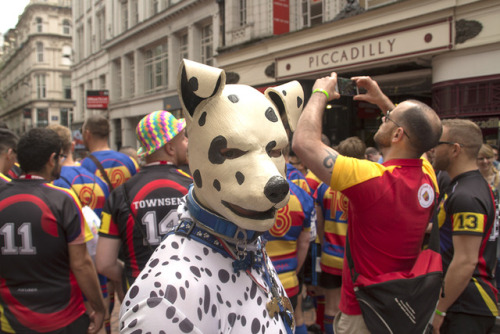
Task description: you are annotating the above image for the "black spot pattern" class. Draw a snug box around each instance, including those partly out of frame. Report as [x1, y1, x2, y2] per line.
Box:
[190, 266, 201, 278]
[251, 318, 261, 334]
[193, 170, 202, 188]
[166, 306, 176, 319]
[149, 258, 159, 268]
[188, 77, 198, 91]
[228, 94, 239, 103]
[297, 96, 303, 108]
[218, 269, 230, 283]
[204, 285, 211, 313]
[165, 285, 177, 304]
[172, 241, 179, 249]
[228, 313, 237, 327]
[235, 172, 244, 185]
[250, 282, 258, 299]
[180, 286, 186, 300]
[147, 297, 162, 308]
[213, 179, 221, 191]
[129, 286, 139, 299]
[128, 319, 137, 328]
[282, 89, 287, 96]
[265, 107, 278, 122]
[198, 112, 207, 126]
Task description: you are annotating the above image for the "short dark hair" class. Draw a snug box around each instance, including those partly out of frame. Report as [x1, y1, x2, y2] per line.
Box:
[442, 119, 482, 159]
[0, 128, 19, 153]
[83, 115, 110, 139]
[17, 128, 62, 173]
[399, 100, 442, 156]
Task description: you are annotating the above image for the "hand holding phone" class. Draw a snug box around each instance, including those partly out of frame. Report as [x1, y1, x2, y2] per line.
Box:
[335, 77, 359, 96]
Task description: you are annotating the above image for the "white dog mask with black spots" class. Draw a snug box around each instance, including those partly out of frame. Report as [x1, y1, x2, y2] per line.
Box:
[177, 59, 304, 232]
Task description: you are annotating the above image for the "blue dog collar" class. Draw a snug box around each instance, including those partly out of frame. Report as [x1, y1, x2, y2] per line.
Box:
[186, 186, 258, 242]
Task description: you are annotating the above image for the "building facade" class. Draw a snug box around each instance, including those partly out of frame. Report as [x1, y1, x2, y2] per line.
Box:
[2, 0, 498, 148]
[0, 0, 73, 134]
[217, 0, 500, 146]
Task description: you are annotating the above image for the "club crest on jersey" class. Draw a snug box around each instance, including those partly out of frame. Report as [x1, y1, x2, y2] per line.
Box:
[418, 183, 434, 209]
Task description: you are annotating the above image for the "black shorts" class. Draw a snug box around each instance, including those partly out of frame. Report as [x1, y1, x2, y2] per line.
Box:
[45, 313, 90, 334]
[319, 271, 342, 289]
[440, 312, 495, 334]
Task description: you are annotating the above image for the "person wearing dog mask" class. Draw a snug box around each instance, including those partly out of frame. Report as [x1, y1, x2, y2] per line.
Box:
[120, 60, 304, 334]
[96, 110, 192, 300]
[293, 74, 442, 333]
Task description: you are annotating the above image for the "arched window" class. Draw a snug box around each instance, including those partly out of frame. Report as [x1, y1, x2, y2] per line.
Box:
[63, 19, 71, 35]
[36, 17, 43, 32]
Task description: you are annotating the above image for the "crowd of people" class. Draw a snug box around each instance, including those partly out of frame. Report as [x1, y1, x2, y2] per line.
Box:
[0, 64, 499, 334]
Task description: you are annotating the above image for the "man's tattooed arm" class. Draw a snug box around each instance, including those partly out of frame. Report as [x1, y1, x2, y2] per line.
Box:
[322, 148, 338, 173]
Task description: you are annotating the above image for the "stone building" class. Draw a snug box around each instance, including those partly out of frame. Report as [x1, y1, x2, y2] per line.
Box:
[0, 0, 73, 134]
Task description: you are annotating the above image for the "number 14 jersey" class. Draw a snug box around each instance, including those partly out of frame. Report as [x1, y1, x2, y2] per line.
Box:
[99, 163, 192, 290]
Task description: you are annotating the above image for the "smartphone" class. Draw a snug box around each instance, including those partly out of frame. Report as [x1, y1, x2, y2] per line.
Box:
[336, 77, 359, 96]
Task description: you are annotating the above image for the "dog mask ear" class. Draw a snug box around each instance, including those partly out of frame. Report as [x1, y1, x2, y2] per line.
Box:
[264, 81, 303, 133]
[177, 59, 226, 121]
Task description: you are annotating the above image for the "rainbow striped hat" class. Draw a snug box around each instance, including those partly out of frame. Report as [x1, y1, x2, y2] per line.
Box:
[136, 110, 186, 157]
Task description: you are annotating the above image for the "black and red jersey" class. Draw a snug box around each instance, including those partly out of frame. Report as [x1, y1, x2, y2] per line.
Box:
[0, 178, 89, 333]
[99, 163, 192, 290]
[438, 170, 498, 316]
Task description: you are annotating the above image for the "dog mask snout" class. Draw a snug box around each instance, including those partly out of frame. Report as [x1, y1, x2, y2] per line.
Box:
[264, 176, 289, 204]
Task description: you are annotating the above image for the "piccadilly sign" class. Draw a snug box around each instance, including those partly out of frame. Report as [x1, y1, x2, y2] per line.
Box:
[276, 18, 452, 80]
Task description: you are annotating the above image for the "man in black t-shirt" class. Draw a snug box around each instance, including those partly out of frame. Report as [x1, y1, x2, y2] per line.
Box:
[432, 119, 498, 333]
[0, 128, 105, 334]
[96, 110, 192, 295]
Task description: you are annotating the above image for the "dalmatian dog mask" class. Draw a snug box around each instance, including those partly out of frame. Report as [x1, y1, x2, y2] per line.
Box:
[178, 59, 303, 232]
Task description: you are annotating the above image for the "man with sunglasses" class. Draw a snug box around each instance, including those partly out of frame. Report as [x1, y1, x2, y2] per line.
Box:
[0, 128, 106, 333]
[431, 119, 497, 333]
[293, 73, 442, 333]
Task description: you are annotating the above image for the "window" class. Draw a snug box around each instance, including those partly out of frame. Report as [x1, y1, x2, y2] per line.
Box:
[179, 32, 188, 60]
[62, 75, 71, 99]
[87, 18, 93, 56]
[62, 45, 72, 65]
[201, 24, 213, 66]
[131, 0, 139, 25]
[36, 42, 44, 62]
[60, 108, 70, 126]
[302, 0, 323, 27]
[63, 20, 71, 35]
[36, 109, 48, 127]
[36, 74, 46, 99]
[99, 75, 106, 89]
[144, 42, 168, 93]
[97, 10, 106, 48]
[36, 17, 43, 32]
[122, 1, 129, 31]
[239, 0, 247, 26]
[113, 59, 122, 98]
[151, 0, 159, 15]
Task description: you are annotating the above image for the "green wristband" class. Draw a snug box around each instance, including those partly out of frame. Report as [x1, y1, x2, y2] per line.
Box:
[312, 88, 329, 100]
[435, 309, 446, 317]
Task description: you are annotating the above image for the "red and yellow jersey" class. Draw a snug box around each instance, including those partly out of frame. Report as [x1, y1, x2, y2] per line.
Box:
[306, 170, 322, 194]
[331, 157, 438, 315]
[0, 178, 87, 333]
[81, 150, 139, 189]
[264, 181, 313, 298]
[315, 183, 348, 276]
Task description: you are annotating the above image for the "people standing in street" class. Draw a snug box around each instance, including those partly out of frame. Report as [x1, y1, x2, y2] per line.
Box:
[315, 136, 366, 334]
[292, 73, 442, 333]
[432, 119, 498, 333]
[96, 110, 192, 296]
[49, 124, 111, 333]
[0, 128, 106, 333]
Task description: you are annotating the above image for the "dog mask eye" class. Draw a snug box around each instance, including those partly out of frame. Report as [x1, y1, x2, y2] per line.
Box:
[220, 148, 247, 159]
